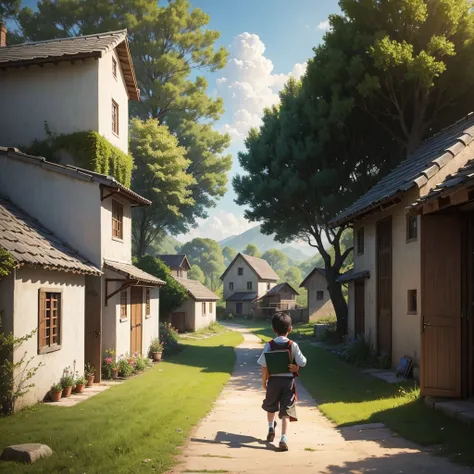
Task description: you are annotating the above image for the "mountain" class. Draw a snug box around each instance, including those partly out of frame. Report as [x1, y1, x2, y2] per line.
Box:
[280, 246, 312, 262]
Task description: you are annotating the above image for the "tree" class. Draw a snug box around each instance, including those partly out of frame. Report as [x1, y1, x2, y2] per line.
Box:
[222, 246, 237, 265]
[261, 249, 289, 273]
[188, 264, 205, 283]
[0, 0, 19, 22]
[130, 118, 194, 257]
[135, 256, 188, 319]
[243, 244, 261, 258]
[284, 267, 302, 285]
[180, 238, 225, 290]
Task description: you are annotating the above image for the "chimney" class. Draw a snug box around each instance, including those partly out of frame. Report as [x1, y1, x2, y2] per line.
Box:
[0, 23, 7, 47]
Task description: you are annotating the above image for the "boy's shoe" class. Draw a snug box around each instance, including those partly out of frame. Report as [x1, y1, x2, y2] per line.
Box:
[266, 421, 277, 442]
[279, 435, 288, 451]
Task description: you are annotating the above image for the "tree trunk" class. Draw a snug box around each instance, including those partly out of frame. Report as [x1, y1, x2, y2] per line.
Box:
[326, 273, 348, 339]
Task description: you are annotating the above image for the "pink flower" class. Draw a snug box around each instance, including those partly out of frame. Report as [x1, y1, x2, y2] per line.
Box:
[105, 357, 112, 365]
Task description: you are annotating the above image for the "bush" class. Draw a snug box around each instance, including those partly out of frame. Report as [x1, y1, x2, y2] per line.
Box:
[160, 322, 182, 356]
[117, 356, 134, 377]
[339, 336, 391, 369]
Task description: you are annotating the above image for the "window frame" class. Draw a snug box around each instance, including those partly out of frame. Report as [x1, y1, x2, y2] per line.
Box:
[120, 289, 128, 321]
[356, 227, 365, 255]
[247, 281, 253, 290]
[238, 267, 244, 276]
[267, 282, 271, 291]
[406, 215, 418, 243]
[407, 289, 418, 314]
[209, 302, 213, 313]
[316, 290, 324, 301]
[202, 302, 207, 315]
[38, 289, 63, 354]
[229, 282, 234, 291]
[112, 199, 124, 241]
[145, 288, 151, 318]
[112, 99, 119, 136]
[112, 57, 118, 79]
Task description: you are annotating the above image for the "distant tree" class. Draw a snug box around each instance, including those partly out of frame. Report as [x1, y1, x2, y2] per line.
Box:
[261, 249, 289, 272]
[222, 246, 237, 265]
[243, 244, 261, 258]
[0, 0, 20, 23]
[135, 256, 188, 319]
[284, 267, 302, 285]
[188, 264, 205, 283]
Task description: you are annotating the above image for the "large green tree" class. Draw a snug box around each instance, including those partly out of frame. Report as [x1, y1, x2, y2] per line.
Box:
[243, 244, 261, 258]
[188, 264, 205, 283]
[222, 246, 237, 265]
[261, 249, 289, 273]
[0, 0, 19, 22]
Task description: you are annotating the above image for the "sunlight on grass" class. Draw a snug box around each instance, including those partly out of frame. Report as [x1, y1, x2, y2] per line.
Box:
[0, 331, 243, 474]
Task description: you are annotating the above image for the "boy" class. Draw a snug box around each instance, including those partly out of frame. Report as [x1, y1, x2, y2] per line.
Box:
[257, 312, 307, 451]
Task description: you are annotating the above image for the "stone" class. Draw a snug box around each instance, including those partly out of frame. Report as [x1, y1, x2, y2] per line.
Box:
[1, 443, 53, 464]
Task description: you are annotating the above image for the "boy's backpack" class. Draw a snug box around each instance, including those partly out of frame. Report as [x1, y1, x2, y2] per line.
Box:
[268, 339, 299, 378]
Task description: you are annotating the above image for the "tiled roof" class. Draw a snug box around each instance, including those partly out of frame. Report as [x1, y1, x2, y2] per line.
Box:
[174, 277, 219, 301]
[337, 269, 370, 284]
[1, 147, 150, 206]
[331, 114, 474, 226]
[0, 195, 100, 275]
[104, 260, 165, 286]
[226, 292, 257, 302]
[220, 253, 279, 281]
[157, 255, 191, 270]
[263, 282, 299, 297]
[299, 267, 326, 288]
[0, 30, 139, 100]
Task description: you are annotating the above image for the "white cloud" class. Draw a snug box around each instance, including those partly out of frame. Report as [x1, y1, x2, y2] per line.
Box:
[217, 32, 307, 143]
[318, 20, 331, 31]
[176, 211, 256, 244]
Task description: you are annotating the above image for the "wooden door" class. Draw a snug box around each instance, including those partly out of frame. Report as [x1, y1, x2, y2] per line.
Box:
[84, 276, 102, 381]
[130, 287, 143, 355]
[236, 303, 243, 315]
[421, 214, 462, 397]
[377, 217, 392, 359]
[354, 280, 365, 337]
[171, 312, 186, 333]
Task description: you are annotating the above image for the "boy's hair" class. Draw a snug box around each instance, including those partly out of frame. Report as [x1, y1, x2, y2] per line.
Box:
[272, 312, 292, 336]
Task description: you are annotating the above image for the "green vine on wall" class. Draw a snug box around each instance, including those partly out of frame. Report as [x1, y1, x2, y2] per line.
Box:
[27, 123, 133, 187]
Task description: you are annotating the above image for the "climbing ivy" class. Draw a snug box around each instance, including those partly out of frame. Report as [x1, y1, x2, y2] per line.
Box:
[27, 127, 133, 187]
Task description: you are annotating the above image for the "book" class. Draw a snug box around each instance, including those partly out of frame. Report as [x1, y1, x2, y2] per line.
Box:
[264, 350, 292, 375]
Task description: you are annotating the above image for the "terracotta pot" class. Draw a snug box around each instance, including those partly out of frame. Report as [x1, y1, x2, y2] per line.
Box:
[86, 375, 95, 387]
[75, 384, 85, 393]
[153, 352, 162, 362]
[62, 386, 73, 398]
[50, 390, 62, 402]
[112, 368, 119, 379]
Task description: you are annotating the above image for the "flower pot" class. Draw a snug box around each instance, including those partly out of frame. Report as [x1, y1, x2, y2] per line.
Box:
[62, 386, 73, 398]
[112, 368, 119, 379]
[75, 384, 85, 394]
[50, 390, 62, 402]
[153, 351, 162, 362]
[86, 374, 95, 387]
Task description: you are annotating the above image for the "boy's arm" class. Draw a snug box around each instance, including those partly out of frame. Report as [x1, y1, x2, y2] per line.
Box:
[293, 343, 307, 368]
[262, 367, 269, 389]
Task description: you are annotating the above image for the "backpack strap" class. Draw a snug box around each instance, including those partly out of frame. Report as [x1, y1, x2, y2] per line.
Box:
[287, 340, 299, 378]
[268, 340, 278, 351]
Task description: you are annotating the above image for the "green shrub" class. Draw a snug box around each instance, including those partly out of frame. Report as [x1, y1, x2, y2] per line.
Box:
[160, 322, 181, 355]
[117, 357, 134, 377]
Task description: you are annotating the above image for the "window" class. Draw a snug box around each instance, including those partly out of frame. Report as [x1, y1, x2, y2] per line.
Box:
[120, 290, 128, 320]
[407, 215, 418, 242]
[112, 99, 119, 135]
[145, 288, 151, 318]
[177, 269, 183, 277]
[247, 281, 253, 290]
[229, 282, 234, 291]
[209, 302, 213, 313]
[38, 290, 62, 353]
[357, 227, 364, 255]
[202, 302, 207, 314]
[316, 290, 324, 301]
[238, 267, 243, 276]
[408, 289, 417, 314]
[112, 199, 123, 240]
[112, 57, 117, 78]
[267, 282, 271, 290]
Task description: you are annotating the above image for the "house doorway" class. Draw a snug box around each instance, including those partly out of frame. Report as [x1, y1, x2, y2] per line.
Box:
[84, 276, 102, 381]
[376, 217, 392, 361]
[130, 286, 143, 355]
[354, 280, 365, 337]
[236, 303, 243, 315]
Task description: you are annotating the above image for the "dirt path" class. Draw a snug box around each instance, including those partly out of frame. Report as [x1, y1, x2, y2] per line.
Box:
[169, 326, 473, 474]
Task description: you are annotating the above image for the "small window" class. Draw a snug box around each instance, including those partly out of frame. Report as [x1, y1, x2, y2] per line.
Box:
[407, 215, 418, 242]
[202, 302, 206, 314]
[238, 267, 243, 276]
[247, 281, 252, 290]
[229, 282, 234, 291]
[112, 99, 119, 135]
[120, 290, 128, 319]
[112, 57, 117, 79]
[267, 282, 271, 290]
[408, 289, 417, 314]
[209, 302, 213, 313]
[177, 269, 182, 277]
[145, 288, 151, 317]
[316, 290, 324, 301]
[38, 290, 62, 353]
[112, 199, 123, 240]
[357, 227, 364, 255]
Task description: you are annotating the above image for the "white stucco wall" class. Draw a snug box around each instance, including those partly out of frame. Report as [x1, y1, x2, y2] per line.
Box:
[0, 155, 102, 266]
[0, 60, 99, 148]
[98, 49, 129, 153]
[193, 300, 217, 331]
[302, 271, 334, 320]
[12, 267, 85, 410]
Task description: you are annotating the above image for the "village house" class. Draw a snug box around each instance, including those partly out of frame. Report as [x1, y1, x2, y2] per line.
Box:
[299, 267, 335, 320]
[157, 255, 218, 332]
[254, 282, 299, 313]
[332, 113, 474, 399]
[221, 253, 279, 316]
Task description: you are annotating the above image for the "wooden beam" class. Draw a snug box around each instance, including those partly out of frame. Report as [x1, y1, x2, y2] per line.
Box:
[450, 187, 470, 206]
[423, 200, 440, 215]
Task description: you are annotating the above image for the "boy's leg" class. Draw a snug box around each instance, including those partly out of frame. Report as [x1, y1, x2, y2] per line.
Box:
[262, 378, 279, 443]
[278, 379, 296, 451]
[279, 416, 290, 451]
[266, 412, 277, 442]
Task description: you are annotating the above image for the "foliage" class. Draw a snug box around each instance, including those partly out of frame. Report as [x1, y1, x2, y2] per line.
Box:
[84, 363, 95, 377]
[149, 338, 163, 355]
[243, 244, 261, 258]
[340, 336, 390, 369]
[130, 118, 195, 256]
[102, 349, 117, 380]
[132, 354, 149, 372]
[117, 355, 134, 378]
[50, 382, 63, 392]
[222, 246, 237, 265]
[180, 238, 225, 290]
[148, 233, 182, 256]
[188, 264, 205, 283]
[261, 249, 289, 272]
[75, 375, 86, 386]
[159, 322, 181, 356]
[0, 249, 15, 277]
[135, 256, 188, 318]
[60, 367, 75, 388]
[0, 0, 19, 22]
[27, 129, 133, 186]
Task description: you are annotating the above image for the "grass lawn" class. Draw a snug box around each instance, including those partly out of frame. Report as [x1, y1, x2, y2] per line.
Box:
[0, 330, 243, 474]
[234, 318, 474, 466]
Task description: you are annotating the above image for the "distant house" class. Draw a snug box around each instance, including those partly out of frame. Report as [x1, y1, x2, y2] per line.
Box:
[299, 268, 334, 320]
[221, 253, 279, 316]
[255, 282, 299, 311]
[157, 254, 191, 278]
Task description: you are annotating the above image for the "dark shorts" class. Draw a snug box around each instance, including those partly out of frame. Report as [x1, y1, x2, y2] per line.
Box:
[262, 376, 297, 421]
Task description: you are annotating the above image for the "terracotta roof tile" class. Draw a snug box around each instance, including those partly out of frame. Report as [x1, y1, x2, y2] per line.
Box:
[173, 277, 218, 301]
[104, 260, 165, 286]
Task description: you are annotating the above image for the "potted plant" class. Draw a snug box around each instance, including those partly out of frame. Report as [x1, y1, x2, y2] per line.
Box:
[75, 375, 86, 393]
[85, 363, 95, 387]
[60, 367, 75, 397]
[50, 382, 63, 402]
[149, 338, 163, 362]
[102, 349, 118, 379]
